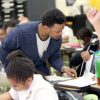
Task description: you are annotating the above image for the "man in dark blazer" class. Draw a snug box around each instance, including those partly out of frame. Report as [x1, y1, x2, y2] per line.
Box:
[0, 8, 76, 76]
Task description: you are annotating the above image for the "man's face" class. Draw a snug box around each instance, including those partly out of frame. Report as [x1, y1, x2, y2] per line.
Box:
[47, 23, 65, 40]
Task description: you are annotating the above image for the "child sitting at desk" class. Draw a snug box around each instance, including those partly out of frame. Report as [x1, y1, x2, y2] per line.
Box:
[0, 50, 58, 100]
[69, 28, 99, 77]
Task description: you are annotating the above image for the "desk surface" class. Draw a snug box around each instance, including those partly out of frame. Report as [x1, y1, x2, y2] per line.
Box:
[61, 43, 83, 51]
[91, 84, 100, 89]
[55, 84, 80, 91]
[61, 43, 81, 48]
[55, 83, 100, 98]
[54, 83, 90, 93]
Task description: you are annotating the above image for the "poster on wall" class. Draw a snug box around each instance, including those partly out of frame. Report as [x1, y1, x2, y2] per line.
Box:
[66, 0, 76, 6]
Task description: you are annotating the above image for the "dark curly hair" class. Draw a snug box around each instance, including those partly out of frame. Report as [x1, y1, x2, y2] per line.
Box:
[76, 28, 93, 40]
[6, 50, 36, 82]
[41, 8, 66, 27]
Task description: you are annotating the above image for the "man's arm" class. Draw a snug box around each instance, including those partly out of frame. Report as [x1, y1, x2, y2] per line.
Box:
[48, 43, 64, 72]
[48, 44, 76, 77]
[0, 92, 13, 100]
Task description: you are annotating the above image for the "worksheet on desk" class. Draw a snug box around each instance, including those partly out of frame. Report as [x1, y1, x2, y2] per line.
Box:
[57, 73, 97, 88]
[45, 75, 72, 82]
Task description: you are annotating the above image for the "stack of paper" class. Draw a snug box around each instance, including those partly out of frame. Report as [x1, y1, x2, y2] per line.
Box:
[56, 73, 97, 88]
[46, 75, 72, 83]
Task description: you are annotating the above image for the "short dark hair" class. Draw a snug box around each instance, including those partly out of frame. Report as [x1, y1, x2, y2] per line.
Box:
[6, 50, 36, 82]
[0, 22, 6, 30]
[41, 8, 66, 27]
[76, 28, 93, 40]
[5, 18, 18, 28]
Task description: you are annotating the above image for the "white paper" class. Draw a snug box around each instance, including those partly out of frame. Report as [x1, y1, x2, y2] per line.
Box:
[57, 73, 97, 87]
[45, 75, 72, 82]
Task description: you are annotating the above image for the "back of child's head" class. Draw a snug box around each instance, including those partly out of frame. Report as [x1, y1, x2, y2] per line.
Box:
[76, 28, 93, 40]
[5, 18, 18, 28]
[6, 50, 35, 82]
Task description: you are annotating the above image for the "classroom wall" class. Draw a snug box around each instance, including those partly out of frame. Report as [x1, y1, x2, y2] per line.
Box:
[26, 0, 55, 21]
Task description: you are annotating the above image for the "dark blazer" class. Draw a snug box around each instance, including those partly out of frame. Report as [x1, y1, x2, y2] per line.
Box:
[0, 21, 64, 75]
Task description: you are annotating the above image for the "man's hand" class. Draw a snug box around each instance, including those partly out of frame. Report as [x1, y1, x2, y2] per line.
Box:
[62, 66, 77, 77]
[81, 51, 91, 62]
[18, 16, 29, 24]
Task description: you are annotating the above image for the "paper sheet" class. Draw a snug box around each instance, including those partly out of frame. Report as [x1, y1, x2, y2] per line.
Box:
[57, 73, 97, 88]
[45, 75, 72, 83]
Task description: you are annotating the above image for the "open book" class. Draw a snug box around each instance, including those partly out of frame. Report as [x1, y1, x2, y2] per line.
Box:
[56, 73, 97, 88]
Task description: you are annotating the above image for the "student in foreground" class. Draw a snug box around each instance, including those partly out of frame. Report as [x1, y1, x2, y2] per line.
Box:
[0, 50, 58, 100]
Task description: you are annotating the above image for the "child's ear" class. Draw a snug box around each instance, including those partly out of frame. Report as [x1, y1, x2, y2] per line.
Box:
[44, 25, 50, 31]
